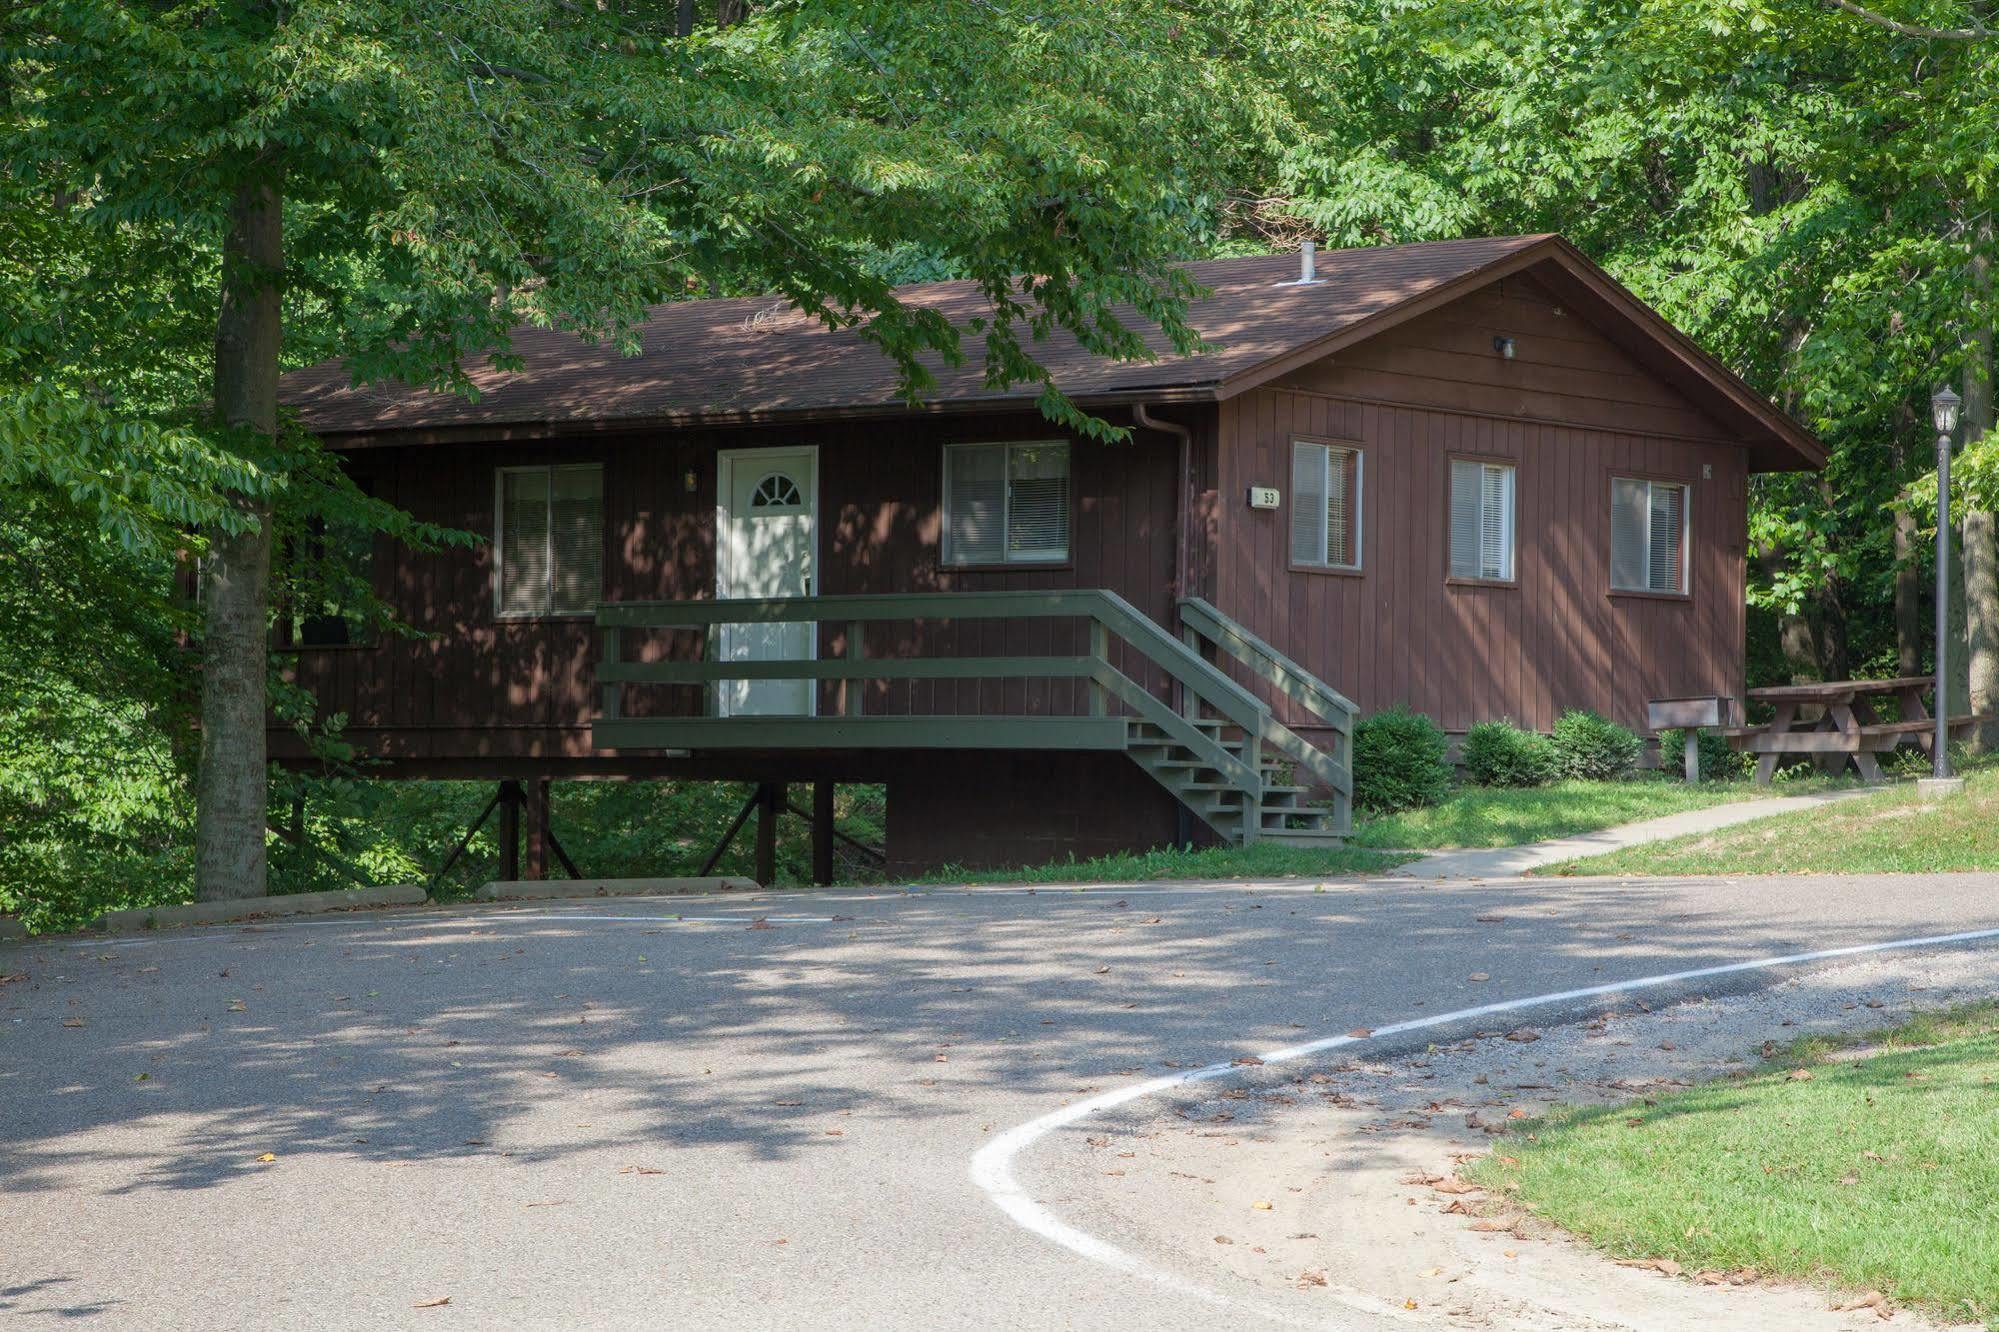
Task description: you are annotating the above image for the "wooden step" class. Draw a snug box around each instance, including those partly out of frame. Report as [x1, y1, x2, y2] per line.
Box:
[1259, 827, 1349, 844]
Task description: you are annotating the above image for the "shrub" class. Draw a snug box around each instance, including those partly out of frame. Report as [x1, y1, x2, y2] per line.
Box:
[1655, 728, 1748, 782]
[1461, 719, 1557, 787]
[1549, 709, 1643, 781]
[1353, 706, 1452, 814]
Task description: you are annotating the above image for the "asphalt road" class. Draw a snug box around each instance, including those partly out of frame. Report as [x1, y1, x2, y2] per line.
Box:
[5, 871, 1999, 1331]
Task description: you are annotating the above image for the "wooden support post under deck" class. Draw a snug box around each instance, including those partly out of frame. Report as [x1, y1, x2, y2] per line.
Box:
[811, 780, 835, 886]
[496, 780, 521, 882]
[754, 782, 783, 886]
[524, 777, 551, 881]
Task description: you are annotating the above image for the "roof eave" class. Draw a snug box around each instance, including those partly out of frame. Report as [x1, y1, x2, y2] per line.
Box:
[309, 384, 1225, 450]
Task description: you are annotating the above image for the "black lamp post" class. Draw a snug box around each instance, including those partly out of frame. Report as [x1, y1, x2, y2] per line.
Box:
[1933, 385, 1963, 781]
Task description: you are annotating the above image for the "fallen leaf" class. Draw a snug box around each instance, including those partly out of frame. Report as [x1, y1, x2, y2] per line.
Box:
[1345, 1027, 1373, 1039]
[1420, 1266, 1444, 1278]
[1619, 1257, 1683, 1277]
[413, 1296, 451, 1309]
[1093, 966, 1110, 975]
[1474, 915, 1505, 924]
[1296, 1269, 1327, 1288]
[1832, 1290, 1892, 1318]
[0, 972, 26, 985]
[1251, 1200, 1273, 1210]
[524, 1200, 568, 1209]
[1467, 972, 1491, 983]
[1787, 1068, 1814, 1081]
[1504, 1029, 1540, 1043]
[1232, 1055, 1264, 1067]
[1213, 1235, 1233, 1245]
[748, 918, 775, 930]
[255, 1152, 276, 1163]
[61, 1017, 86, 1028]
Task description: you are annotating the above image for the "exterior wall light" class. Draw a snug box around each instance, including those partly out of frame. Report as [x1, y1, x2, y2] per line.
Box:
[1492, 336, 1516, 360]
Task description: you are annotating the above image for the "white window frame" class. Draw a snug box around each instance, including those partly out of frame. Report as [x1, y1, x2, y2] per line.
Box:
[1290, 439, 1364, 572]
[493, 463, 604, 619]
[1609, 475, 1691, 596]
[940, 439, 1072, 567]
[1448, 457, 1517, 583]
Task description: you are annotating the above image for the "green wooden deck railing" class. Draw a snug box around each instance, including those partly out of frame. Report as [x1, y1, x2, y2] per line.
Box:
[593, 589, 1276, 808]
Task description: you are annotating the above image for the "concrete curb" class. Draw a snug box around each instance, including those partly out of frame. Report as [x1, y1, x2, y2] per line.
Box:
[91, 884, 428, 934]
[474, 876, 761, 902]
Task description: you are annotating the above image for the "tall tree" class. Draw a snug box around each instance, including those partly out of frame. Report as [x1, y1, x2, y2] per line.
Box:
[6, 0, 1237, 899]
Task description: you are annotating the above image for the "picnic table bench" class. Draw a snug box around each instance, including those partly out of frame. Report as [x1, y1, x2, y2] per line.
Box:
[1723, 676, 1993, 784]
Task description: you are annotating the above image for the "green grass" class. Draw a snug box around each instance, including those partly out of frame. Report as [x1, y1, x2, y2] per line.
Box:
[912, 840, 1409, 886]
[1466, 1004, 1999, 1326]
[1349, 775, 1827, 851]
[1548, 761, 1999, 876]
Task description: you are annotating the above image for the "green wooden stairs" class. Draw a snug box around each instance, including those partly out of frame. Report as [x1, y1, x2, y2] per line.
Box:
[592, 589, 1355, 846]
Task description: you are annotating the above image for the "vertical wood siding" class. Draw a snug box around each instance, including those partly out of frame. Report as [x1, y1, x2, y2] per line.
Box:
[279, 413, 1184, 761]
[1218, 330, 1750, 736]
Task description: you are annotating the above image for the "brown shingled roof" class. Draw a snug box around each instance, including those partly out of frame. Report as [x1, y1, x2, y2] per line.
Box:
[281, 234, 1823, 469]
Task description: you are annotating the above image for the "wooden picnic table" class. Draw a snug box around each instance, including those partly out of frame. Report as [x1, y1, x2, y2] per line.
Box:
[1725, 676, 1990, 785]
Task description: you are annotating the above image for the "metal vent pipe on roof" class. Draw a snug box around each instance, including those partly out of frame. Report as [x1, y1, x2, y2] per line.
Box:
[1299, 240, 1317, 284]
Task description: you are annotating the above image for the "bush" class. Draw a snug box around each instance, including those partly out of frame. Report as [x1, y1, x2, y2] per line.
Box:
[1461, 719, 1558, 787]
[1549, 709, 1643, 781]
[1354, 706, 1453, 814]
[1655, 728, 1748, 782]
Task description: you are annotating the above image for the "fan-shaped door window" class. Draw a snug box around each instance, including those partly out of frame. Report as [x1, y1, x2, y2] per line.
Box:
[750, 472, 804, 512]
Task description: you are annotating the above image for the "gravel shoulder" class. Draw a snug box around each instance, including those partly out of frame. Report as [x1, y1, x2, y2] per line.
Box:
[1034, 944, 1999, 1330]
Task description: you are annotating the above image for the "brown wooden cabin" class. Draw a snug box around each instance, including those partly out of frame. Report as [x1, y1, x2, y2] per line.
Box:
[276, 235, 1824, 878]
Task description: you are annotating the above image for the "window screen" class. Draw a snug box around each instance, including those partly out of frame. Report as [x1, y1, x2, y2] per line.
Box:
[1449, 459, 1516, 581]
[943, 441, 1070, 565]
[1610, 477, 1688, 594]
[498, 464, 603, 616]
[1291, 440, 1361, 569]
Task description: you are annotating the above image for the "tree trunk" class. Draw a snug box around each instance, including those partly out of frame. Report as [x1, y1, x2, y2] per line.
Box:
[676, 0, 694, 35]
[1963, 215, 1997, 748]
[195, 176, 283, 901]
[1891, 411, 1924, 677]
[1756, 541, 1821, 680]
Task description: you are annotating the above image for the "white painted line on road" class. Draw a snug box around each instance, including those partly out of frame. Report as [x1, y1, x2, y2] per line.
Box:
[971, 921, 1999, 1319]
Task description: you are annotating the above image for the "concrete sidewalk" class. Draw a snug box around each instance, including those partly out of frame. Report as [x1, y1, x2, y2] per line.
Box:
[1390, 785, 1884, 880]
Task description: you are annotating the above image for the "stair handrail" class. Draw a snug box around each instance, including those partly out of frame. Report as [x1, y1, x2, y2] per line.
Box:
[1176, 596, 1358, 726]
[1177, 596, 1354, 830]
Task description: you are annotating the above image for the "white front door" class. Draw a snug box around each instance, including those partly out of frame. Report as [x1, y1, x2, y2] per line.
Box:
[716, 447, 817, 717]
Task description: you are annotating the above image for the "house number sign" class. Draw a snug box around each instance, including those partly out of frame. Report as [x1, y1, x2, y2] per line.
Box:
[1246, 486, 1280, 510]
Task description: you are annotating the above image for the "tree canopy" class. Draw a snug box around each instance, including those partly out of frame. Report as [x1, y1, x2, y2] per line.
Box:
[1, 0, 1995, 923]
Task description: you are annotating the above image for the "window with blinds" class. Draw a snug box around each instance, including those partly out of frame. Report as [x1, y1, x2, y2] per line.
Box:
[942, 441, 1071, 565]
[497, 464, 603, 616]
[1610, 476, 1688, 594]
[1290, 440, 1362, 570]
[1449, 459, 1516, 582]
